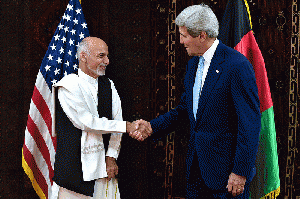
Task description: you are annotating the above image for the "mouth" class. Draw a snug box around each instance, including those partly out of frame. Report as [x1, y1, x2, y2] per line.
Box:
[99, 64, 107, 70]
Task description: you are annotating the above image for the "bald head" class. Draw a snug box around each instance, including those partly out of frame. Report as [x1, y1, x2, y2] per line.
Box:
[77, 37, 109, 78]
[77, 37, 107, 59]
[84, 37, 107, 50]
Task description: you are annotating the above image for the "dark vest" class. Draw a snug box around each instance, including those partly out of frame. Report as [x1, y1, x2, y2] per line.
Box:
[53, 76, 112, 196]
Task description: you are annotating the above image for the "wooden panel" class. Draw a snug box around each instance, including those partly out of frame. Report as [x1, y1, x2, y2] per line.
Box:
[1, 0, 68, 198]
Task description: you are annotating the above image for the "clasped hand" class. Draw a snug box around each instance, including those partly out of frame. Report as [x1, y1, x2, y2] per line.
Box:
[226, 172, 246, 197]
[127, 119, 152, 141]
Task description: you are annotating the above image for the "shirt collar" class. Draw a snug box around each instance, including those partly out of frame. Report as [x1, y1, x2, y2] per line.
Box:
[78, 68, 98, 85]
[202, 38, 219, 64]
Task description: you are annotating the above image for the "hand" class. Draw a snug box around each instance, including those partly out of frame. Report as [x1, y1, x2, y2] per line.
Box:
[127, 120, 152, 141]
[226, 172, 246, 197]
[126, 121, 143, 141]
[105, 156, 118, 181]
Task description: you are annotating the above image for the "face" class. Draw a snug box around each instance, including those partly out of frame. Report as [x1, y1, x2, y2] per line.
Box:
[81, 38, 109, 78]
[179, 26, 202, 56]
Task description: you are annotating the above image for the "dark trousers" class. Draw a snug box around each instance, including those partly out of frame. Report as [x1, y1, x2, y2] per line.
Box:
[186, 153, 250, 199]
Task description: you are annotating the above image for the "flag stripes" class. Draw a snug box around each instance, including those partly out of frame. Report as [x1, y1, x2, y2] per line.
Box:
[26, 115, 54, 178]
[23, 146, 48, 198]
[234, 31, 273, 113]
[32, 86, 53, 136]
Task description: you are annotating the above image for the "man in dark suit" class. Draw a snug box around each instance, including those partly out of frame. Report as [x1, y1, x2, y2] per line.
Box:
[133, 3, 261, 198]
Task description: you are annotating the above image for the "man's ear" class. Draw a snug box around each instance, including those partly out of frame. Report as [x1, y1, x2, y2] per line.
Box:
[198, 31, 207, 42]
[81, 52, 87, 62]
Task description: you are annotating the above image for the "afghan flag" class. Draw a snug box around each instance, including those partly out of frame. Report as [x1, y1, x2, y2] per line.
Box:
[218, 0, 280, 198]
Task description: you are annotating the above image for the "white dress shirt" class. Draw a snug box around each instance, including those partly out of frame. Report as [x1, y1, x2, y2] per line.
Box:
[55, 69, 125, 181]
[200, 38, 219, 94]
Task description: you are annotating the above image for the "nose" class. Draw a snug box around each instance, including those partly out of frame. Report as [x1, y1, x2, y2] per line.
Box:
[105, 56, 109, 65]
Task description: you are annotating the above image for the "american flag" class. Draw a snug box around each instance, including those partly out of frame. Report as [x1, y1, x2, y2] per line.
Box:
[22, 0, 89, 198]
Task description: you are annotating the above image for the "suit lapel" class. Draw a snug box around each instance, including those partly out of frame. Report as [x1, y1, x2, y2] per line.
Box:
[186, 56, 199, 124]
[195, 44, 225, 122]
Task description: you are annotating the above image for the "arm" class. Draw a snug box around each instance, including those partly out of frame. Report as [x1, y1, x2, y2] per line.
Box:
[227, 60, 261, 196]
[105, 81, 122, 180]
[57, 85, 127, 134]
[230, 60, 261, 178]
[150, 91, 188, 136]
[106, 81, 123, 159]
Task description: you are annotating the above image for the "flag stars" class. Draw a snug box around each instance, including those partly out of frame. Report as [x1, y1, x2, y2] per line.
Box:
[50, 43, 56, 50]
[51, 79, 58, 85]
[47, 54, 53, 60]
[65, 61, 70, 67]
[68, 50, 72, 56]
[65, 14, 71, 22]
[54, 68, 60, 75]
[54, 34, 60, 41]
[64, 71, 68, 76]
[73, 64, 78, 70]
[45, 65, 51, 72]
[58, 23, 64, 30]
[61, 36, 67, 43]
[81, 22, 87, 29]
[59, 47, 64, 54]
[67, 4, 73, 11]
[71, 29, 76, 35]
[62, 13, 67, 20]
[69, 38, 74, 46]
[79, 32, 85, 39]
[73, 18, 78, 25]
[75, 8, 81, 15]
[56, 57, 62, 64]
[62, 13, 71, 21]
[64, 26, 69, 33]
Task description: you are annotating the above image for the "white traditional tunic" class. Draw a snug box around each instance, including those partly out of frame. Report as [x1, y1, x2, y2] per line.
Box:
[53, 69, 124, 198]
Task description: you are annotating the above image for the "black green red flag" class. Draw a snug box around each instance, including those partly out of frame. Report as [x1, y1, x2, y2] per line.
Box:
[218, 0, 280, 198]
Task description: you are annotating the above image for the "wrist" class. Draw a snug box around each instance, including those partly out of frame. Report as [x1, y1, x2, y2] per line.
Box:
[126, 121, 136, 133]
[126, 122, 131, 133]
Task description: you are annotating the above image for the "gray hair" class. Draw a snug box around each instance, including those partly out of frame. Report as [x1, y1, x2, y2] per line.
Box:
[76, 39, 91, 59]
[175, 3, 219, 38]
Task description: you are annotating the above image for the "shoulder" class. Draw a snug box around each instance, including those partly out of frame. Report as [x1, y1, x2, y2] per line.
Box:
[217, 42, 249, 64]
[55, 73, 80, 90]
[216, 43, 251, 73]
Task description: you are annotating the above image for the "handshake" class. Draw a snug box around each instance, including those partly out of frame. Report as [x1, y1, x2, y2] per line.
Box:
[126, 119, 152, 141]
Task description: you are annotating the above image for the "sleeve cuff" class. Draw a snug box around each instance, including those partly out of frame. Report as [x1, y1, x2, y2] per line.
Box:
[106, 148, 119, 159]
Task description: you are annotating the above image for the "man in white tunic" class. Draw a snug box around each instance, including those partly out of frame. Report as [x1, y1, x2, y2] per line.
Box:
[53, 37, 151, 199]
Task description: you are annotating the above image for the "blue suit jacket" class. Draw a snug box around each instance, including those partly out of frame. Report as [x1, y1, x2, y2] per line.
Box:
[150, 41, 261, 190]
